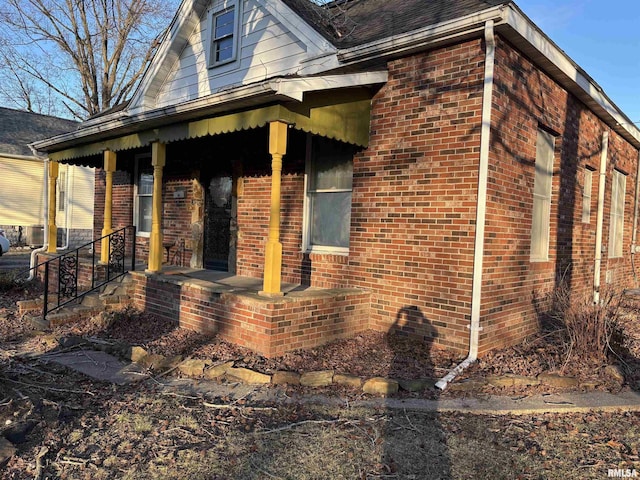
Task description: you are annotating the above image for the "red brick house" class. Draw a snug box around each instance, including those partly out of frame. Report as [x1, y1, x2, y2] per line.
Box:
[33, 0, 640, 372]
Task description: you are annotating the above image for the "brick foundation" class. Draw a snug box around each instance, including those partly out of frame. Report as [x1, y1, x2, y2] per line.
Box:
[130, 271, 370, 357]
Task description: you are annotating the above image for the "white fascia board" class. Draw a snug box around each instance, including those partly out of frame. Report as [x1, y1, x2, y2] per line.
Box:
[128, 0, 208, 113]
[502, 5, 640, 147]
[0, 153, 42, 162]
[263, 0, 336, 54]
[338, 5, 508, 64]
[32, 81, 283, 152]
[261, 0, 340, 75]
[270, 72, 388, 101]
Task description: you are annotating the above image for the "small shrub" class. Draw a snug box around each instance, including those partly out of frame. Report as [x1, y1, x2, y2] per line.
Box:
[0, 271, 19, 293]
[545, 283, 623, 367]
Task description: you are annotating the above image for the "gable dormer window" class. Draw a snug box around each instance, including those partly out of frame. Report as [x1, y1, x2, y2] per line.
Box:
[209, 1, 239, 68]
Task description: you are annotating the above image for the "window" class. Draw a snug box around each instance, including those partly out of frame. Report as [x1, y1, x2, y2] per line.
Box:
[58, 170, 66, 212]
[530, 128, 555, 261]
[134, 155, 153, 236]
[304, 136, 354, 253]
[582, 168, 593, 224]
[609, 169, 626, 258]
[209, 2, 238, 67]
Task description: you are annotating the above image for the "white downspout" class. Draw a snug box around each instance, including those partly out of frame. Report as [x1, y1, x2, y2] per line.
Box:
[631, 151, 640, 284]
[28, 158, 50, 281]
[436, 20, 495, 390]
[593, 131, 609, 304]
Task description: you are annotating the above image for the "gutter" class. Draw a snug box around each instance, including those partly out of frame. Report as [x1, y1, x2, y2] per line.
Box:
[593, 131, 609, 304]
[436, 20, 495, 390]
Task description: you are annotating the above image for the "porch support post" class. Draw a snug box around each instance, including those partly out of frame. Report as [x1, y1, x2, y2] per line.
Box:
[147, 142, 166, 273]
[100, 150, 117, 264]
[46, 160, 59, 253]
[261, 121, 288, 296]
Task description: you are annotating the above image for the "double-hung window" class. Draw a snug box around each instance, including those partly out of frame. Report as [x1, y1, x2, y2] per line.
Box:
[304, 136, 354, 253]
[609, 169, 626, 258]
[530, 128, 555, 261]
[134, 155, 153, 236]
[209, 2, 238, 67]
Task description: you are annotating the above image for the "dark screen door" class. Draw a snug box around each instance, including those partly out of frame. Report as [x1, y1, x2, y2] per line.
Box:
[204, 176, 232, 271]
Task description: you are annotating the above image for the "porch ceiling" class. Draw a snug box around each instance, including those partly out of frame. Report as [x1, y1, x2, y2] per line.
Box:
[50, 89, 373, 162]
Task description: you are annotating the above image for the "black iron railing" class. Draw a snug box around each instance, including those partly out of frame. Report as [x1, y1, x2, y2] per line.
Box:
[40, 226, 136, 319]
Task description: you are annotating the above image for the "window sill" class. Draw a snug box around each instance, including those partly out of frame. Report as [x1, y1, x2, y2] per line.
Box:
[305, 247, 349, 257]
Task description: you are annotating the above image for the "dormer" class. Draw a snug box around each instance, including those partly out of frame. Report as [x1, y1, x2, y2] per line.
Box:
[128, 0, 339, 115]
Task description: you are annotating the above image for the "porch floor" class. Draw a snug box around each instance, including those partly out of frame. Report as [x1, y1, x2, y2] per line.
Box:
[150, 265, 330, 299]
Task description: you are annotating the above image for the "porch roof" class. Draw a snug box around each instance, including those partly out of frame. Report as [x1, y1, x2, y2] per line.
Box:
[34, 73, 387, 162]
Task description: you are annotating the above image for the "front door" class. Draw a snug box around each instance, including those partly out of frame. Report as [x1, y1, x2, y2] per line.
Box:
[204, 176, 232, 271]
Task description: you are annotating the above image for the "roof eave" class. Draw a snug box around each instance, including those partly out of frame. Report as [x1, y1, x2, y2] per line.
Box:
[337, 5, 508, 65]
[337, 2, 640, 149]
[32, 72, 388, 154]
[32, 82, 288, 153]
[498, 4, 640, 149]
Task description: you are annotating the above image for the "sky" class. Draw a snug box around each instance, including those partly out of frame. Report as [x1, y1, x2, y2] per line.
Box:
[516, 0, 640, 128]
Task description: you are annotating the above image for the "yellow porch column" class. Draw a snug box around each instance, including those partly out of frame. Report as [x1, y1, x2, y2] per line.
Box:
[147, 142, 166, 273]
[100, 150, 117, 264]
[46, 160, 59, 253]
[261, 121, 288, 296]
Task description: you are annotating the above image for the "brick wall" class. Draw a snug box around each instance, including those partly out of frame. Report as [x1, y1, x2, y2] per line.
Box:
[94, 167, 201, 267]
[481, 36, 640, 353]
[236, 174, 305, 281]
[161, 176, 197, 267]
[346, 40, 486, 352]
[93, 169, 134, 256]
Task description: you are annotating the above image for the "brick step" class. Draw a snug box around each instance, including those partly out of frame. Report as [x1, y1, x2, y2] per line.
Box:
[21, 273, 134, 329]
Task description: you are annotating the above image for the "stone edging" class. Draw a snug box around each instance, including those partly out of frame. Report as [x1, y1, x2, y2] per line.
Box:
[55, 336, 625, 396]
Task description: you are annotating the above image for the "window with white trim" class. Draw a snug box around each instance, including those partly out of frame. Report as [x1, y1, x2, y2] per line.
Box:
[57, 170, 66, 212]
[530, 128, 555, 261]
[608, 169, 626, 258]
[304, 136, 354, 253]
[582, 167, 593, 224]
[134, 155, 153, 236]
[209, 1, 238, 67]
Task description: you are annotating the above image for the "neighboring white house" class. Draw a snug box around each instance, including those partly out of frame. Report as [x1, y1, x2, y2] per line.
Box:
[0, 107, 95, 248]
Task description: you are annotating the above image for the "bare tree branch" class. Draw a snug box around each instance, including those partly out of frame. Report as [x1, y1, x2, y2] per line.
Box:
[0, 0, 179, 119]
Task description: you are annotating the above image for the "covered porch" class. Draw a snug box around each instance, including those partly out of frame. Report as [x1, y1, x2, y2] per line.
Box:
[36, 79, 383, 356]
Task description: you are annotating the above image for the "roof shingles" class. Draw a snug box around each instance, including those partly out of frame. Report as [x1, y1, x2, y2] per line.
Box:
[0, 107, 78, 157]
[282, 0, 508, 48]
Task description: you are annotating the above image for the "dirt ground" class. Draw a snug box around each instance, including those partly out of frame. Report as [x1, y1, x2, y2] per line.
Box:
[2, 283, 640, 478]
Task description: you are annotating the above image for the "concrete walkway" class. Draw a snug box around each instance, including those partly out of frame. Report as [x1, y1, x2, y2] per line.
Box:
[44, 349, 640, 415]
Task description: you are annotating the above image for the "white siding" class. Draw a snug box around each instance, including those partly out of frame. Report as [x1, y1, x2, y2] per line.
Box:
[0, 156, 45, 225]
[58, 165, 95, 230]
[155, 0, 335, 108]
[0, 157, 94, 229]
